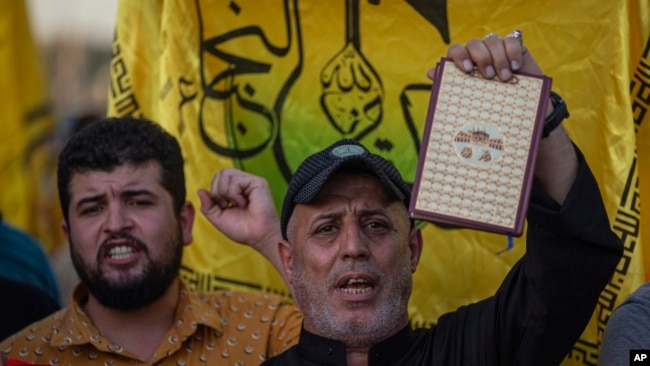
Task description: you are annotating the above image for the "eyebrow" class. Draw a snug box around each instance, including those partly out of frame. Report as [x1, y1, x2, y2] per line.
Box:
[74, 189, 157, 210]
[75, 193, 106, 210]
[312, 207, 390, 222]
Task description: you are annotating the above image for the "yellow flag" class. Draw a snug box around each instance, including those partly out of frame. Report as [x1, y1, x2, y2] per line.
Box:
[0, 0, 62, 253]
[630, 0, 650, 283]
[109, 1, 648, 363]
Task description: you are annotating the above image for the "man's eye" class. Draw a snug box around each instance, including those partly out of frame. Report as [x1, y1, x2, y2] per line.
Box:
[81, 206, 102, 216]
[129, 200, 152, 207]
[368, 221, 383, 228]
[316, 225, 336, 234]
[365, 221, 390, 231]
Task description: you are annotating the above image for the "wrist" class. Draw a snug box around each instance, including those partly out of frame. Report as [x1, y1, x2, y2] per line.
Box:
[543, 91, 569, 138]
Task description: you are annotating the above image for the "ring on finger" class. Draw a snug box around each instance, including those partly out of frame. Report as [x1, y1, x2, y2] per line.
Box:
[483, 32, 500, 41]
[505, 29, 523, 44]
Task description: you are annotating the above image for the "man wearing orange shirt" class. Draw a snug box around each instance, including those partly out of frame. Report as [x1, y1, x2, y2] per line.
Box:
[0, 117, 301, 365]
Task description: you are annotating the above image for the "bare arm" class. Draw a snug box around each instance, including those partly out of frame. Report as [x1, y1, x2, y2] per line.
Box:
[198, 168, 286, 284]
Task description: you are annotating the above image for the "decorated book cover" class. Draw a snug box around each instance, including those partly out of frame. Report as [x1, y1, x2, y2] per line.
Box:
[410, 58, 551, 236]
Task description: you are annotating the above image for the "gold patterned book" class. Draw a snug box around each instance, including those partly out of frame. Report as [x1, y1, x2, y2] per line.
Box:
[410, 58, 551, 236]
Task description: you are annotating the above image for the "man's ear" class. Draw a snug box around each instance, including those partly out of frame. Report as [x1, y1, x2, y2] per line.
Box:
[62, 220, 70, 243]
[179, 201, 195, 246]
[278, 239, 294, 287]
[408, 227, 424, 273]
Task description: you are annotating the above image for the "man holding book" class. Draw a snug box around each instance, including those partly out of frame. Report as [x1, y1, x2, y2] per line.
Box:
[0, 32, 626, 366]
[258, 32, 623, 365]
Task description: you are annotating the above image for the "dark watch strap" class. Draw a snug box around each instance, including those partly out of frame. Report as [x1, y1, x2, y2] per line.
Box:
[542, 91, 570, 138]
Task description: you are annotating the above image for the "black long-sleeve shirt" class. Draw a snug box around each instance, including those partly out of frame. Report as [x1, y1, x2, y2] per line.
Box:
[262, 149, 623, 366]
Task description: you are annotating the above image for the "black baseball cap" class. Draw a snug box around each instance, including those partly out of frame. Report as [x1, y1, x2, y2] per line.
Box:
[280, 139, 412, 239]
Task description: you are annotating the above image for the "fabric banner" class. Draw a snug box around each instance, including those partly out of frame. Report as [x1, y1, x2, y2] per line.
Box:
[108, 1, 648, 364]
[0, 0, 61, 253]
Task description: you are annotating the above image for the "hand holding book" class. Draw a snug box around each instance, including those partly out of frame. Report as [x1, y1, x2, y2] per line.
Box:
[411, 31, 576, 235]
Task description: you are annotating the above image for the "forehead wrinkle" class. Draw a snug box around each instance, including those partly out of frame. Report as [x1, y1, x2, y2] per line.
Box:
[300, 197, 401, 229]
[289, 173, 407, 239]
[70, 166, 161, 203]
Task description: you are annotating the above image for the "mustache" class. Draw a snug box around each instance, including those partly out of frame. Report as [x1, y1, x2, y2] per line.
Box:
[327, 262, 383, 286]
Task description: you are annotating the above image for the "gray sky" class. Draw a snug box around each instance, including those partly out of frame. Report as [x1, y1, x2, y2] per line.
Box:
[26, 0, 118, 46]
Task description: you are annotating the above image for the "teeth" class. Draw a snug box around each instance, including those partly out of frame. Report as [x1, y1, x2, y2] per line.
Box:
[341, 287, 371, 294]
[108, 245, 134, 260]
[341, 278, 371, 294]
[347, 278, 369, 285]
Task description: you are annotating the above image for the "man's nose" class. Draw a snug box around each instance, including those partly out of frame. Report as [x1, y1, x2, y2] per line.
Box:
[340, 224, 370, 260]
[103, 203, 132, 233]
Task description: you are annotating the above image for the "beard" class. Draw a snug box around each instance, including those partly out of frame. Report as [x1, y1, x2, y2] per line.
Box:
[291, 256, 412, 348]
[70, 227, 183, 310]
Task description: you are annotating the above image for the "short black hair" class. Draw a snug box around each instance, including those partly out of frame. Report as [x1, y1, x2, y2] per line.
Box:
[57, 116, 186, 223]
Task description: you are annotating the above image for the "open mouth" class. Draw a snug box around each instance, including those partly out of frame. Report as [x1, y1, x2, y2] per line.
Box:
[338, 276, 375, 295]
[100, 237, 144, 263]
[107, 245, 137, 260]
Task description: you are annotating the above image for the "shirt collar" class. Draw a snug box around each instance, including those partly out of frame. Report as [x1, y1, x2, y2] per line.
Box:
[296, 323, 416, 365]
[49, 279, 224, 349]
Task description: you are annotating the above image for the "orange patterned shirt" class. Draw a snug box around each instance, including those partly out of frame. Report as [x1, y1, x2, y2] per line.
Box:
[1, 281, 302, 365]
